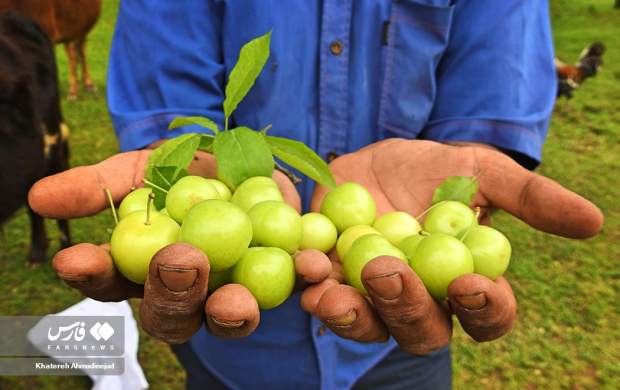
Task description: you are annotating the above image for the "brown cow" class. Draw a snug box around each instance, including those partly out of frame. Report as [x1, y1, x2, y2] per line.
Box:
[0, 0, 101, 100]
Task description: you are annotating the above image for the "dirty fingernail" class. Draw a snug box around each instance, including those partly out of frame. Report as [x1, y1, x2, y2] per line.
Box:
[158, 265, 198, 291]
[365, 272, 402, 300]
[453, 293, 486, 310]
[210, 316, 245, 328]
[325, 309, 357, 327]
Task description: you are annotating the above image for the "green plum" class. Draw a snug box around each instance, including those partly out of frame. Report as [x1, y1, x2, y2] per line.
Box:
[204, 179, 232, 201]
[248, 201, 302, 254]
[118, 188, 153, 219]
[462, 225, 511, 280]
[231, 247, 295, 309]
[111, 210, 180, 284]
[398, 234, 426, 260]
[237, 176, 278, 189]
[231, 177, 283, 212]
[208, 269, 232, 292]
[410, 233, 474, 300]
[320, 182, 376, 233]
[336, 225, 381, 260]
[423, 201, 476, 237]
[299, 212, 338, 253]
[179, 199, 253, 271]
[343, 234, 406, 295]
[373, 211, 422, 246]
[166, 176, 221, 223]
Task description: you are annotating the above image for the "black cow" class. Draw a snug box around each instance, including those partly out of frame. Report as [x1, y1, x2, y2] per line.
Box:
[0, 12, 70, 263]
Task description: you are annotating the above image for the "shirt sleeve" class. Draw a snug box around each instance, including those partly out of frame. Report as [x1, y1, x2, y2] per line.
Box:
[107, 0, 225, 152]
[420, 0, 556, 169]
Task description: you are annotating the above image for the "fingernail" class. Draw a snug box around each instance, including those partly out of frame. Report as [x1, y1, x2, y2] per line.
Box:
[325, 309, 357, 327]
[158, 265, 198, 291]
[210, 316, 245, 328]
[454, 293, 486, 310]
[365, 272, 402, 300]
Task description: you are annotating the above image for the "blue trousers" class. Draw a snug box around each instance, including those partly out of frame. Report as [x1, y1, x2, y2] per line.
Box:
[172, 342, 451, 390]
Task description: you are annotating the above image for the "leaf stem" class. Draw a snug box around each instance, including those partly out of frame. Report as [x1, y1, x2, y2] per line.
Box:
[104, 188, 119, 226]
[142, 178, 169, 194]
[275, 161, 302, 185]
[225, 116, 229, 132]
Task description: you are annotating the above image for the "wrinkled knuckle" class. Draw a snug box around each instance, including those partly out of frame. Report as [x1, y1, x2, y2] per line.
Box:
[149, 298, 196, 319]
[465, 315, 514, 342]
[141, 322, 191, 344]
[380, 304, 427, 326]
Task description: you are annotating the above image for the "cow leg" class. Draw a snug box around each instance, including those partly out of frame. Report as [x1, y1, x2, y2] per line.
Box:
[27, 206, 48, 264]
[64, 42, 79, 100]
[78, 38, 96, 93]
[57, 219, 71, 249]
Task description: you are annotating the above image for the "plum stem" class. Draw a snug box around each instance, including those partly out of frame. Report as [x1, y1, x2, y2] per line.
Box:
[259, 124, 273, 135]
[145, 192, 155, 225]
[104, 188, 119, 226]
[416, 201, 444, 221]
[459, 207, 480, 242]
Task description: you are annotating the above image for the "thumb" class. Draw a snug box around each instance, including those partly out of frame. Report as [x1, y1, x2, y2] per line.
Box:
[476, 148, 603, 238]
[29, 150, 150, 219]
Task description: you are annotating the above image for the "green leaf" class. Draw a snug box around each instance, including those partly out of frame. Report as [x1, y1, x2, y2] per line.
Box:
[199, 135, 215, 152]
[146, 133, 201, 180]
[432, 176, 479, 205]
[213, 127, 274, 189]
[149, 166, 188, 210]
[223, 31, 271, 129]
[265, 135, 336, 189]
[168, 116, 219, 134]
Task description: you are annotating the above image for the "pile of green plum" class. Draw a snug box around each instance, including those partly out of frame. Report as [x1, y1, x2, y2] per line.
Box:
[321, 183, 511, 300]
[110, 177, 511, 310]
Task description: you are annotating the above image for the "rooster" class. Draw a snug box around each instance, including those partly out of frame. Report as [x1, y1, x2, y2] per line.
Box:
[555, 42, 605, 99]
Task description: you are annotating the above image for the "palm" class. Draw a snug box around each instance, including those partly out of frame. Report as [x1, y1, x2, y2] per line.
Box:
[322, 140, 481, 216]
[314, 139, 601, 239]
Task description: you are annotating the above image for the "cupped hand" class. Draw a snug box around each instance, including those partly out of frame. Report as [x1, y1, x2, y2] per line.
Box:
[28, 150, 331, 343]
[303, 139, 603, 354]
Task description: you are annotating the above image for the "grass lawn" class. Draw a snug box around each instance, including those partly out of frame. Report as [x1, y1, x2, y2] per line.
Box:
[0, 1, 618, 388]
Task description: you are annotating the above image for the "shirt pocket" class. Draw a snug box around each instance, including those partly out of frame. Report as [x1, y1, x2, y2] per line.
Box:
[378, 0, 455, 139]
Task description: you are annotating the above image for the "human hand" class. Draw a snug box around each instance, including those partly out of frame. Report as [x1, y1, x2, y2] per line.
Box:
[28, 150, 331, 343]
[302, 139, 603, 354]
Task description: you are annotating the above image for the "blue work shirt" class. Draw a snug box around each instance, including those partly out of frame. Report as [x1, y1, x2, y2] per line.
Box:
[107, 1, 556, 389]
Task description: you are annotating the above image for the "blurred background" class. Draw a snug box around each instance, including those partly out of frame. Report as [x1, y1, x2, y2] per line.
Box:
[0, 0, 618, 388]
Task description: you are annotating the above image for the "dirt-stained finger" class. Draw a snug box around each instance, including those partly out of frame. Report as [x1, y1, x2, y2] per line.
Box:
[140, 243, 210, 344]
[316, 284, 388, 343]
[205, 283, 260, 339]
[300, 278, 340, 314]
[52, 243, 142, 301]
[448, 274, 516, 342]
[362, 256, 452, 355]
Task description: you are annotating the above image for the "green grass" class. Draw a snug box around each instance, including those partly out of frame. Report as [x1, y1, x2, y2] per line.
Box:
[0, 0, 618, 388]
